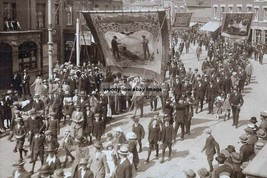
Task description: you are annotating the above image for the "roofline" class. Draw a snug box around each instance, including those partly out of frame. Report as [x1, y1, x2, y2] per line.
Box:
[81, 9, 168, 13]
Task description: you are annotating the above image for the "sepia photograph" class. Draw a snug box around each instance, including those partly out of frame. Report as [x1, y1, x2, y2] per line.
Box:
[0, 0, 267, 178]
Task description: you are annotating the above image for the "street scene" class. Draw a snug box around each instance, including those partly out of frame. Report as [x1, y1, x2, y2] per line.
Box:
[1, 0, 267, 178]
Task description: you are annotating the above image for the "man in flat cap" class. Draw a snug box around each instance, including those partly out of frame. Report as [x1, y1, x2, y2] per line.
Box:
[11, 159, 30, 178]
[160, 117, 173, 163]
[230, 88, 244, 128]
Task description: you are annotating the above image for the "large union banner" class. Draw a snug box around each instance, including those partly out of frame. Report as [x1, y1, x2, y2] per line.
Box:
[221, 13, 254, 39]
[173, 13, 192, 28]
[82, 10, 169, 81]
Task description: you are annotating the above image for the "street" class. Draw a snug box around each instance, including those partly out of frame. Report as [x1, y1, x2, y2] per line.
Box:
[1, 42, 267, 178]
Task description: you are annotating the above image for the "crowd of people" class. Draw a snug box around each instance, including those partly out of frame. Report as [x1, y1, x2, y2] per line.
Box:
[0, 29, 267, 178]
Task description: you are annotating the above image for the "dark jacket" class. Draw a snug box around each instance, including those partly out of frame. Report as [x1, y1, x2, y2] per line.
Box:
[113, 158, 132, 178]
[132, 123, 145, 140]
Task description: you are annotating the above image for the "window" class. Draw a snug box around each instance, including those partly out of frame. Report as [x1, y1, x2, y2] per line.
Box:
[229, 7, 233, 13]
[247, 7, 252, 12]
[254, 8, 259, 21]
[36, 4, 45, 28]
[65, 6, 73, 26]
[54, 4, 60, 26]
[264, 8, 267, 21]
[221, 7, 225, 13]
[213, 7, 218, 19]
[95, 4, 99, 8]
[3, 2, 16, 31]
[18, 41, 38, 71]
[256, 29, 261, 43]
[237, 7, 242, 12]
[105, 5, 108, 9]
[265, 30, 267, 44]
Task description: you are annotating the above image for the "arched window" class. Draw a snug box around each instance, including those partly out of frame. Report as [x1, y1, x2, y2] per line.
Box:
[18, 41, 38, 71]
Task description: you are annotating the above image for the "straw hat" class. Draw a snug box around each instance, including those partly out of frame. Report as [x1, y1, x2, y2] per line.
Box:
[256, 129, 267, 138]
[118, 145, 129, 155]
[197, 168, 210, 178]
[93, 141, 103, 149]
[185, 169, 196, 178]
[231, 152, 241, 164]
[114, 127, 123, 133]
[126, 132, 137, 140]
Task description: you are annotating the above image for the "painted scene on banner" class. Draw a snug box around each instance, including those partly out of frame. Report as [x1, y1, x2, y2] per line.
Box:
[83, 11, 169, 81]
[173, 13, 192, 28]
[221, 13, 254, 39]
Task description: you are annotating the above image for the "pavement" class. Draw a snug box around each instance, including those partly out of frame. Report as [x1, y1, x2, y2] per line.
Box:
[1, 42, 267, 178]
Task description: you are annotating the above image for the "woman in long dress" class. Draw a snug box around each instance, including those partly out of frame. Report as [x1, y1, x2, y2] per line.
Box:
[103, 142, 117, 178]
[31, 75, 42, 95]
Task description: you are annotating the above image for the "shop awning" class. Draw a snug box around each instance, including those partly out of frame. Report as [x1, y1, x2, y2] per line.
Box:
[199, 21, 220, 32]
[190, 22, 198, 27]
[243, 144, 267, 177]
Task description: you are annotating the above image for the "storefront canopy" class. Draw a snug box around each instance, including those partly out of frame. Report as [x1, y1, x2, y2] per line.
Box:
[190, 22, 198, 27]
[199, 21, 220, 32]
[243, 144, 267, 177]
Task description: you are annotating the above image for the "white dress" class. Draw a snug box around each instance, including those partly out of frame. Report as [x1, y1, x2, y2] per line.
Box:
[32, 78, 42, 95]
[103, 149, 116, 178]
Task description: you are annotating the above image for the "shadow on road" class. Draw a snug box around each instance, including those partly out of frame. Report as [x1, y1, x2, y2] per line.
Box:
[185, 126, 209, 140]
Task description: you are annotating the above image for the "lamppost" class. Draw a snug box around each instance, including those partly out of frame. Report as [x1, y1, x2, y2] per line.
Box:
[48, 0, 53, 79]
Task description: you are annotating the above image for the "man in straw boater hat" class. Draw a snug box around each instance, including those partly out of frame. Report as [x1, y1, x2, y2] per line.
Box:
[201, 128, 220, 173]
[238, 134, 255, 163]
[44, 145, 61, 173]
[113, 145, 133, 178]
[160, 117, 173, 163]
[73, 158, 94, 178]
[88, 141, 110, 178]
[256, 128, 267, 144]
[11, 159, 31, 178]
[248, 116, 259, 133]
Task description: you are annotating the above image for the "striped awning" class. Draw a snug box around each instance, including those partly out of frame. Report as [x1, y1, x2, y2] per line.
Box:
[199, 21, 220, 32]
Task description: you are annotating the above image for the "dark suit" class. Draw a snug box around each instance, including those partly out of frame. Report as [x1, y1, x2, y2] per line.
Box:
[239, 144, 254, 163]
[48, 119, 60, 138]
[11, 73, 22, 96]
[73, 168, 94, 178]
[146, 124, 161, 161]
[202, 135, 220, 172]
[22, 73, 31, 97]
[174, 102, 187, 139]
[161, 125, 173, 159]
[230, 92, 244, 127]
[113, 158, 132, 178]
[206, 84, 217, 113]
[194, 83, 206, 112]
[132, 123, 145, 151]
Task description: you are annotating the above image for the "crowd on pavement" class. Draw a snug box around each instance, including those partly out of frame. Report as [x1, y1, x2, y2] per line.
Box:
[0, 30, 267, 178]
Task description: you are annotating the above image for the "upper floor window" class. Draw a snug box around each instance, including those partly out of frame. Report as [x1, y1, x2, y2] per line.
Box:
[254, 8, 259, 21]
[229, 7, 233, 13]
[237, 7, 242, 12]
[213, 7, 218, 19]
[36, 4, 46, 28]
[247, 7, 252, 12]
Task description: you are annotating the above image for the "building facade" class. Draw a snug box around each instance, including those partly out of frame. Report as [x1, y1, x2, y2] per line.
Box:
[211, 0, 267, 43]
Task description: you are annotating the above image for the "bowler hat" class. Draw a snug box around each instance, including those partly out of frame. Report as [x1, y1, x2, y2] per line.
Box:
[79, 158, 88, 165]
[13, 159, 25, 166]
[118, 145, 129, 155]
[225, 145, 236, 153]
[260, 111, 267, 117]
[220, 149, 230, 158]
[231, 152, 241, 164]
[38, 165, 51, 174]
[256, 129, 267, 138]
[215, 153, 226, 163]
[244, 128, 254, 135]
[249, 117, 258, 124]
[94, 141, 103, 149]
[197, 168, 210, 178]
[185, 169, 196, 177]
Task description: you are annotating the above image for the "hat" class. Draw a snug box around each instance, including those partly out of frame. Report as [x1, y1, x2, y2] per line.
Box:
[94, 113, 101, 117]
[79, 91, 86, 97]
[94, 141, 103, 149]
[197, 168, 210, 178]
[7, 90, 12, 94]
[45, 130, 52, 135]
[48, 112, 56, 117]
[219, 173, 230, 178]
[225, 145, 236, 153]
[29, 109, 36, 115]
[33, 94, 40, 98]
[45, 145, 56, 152]
[14, 110, 20, 114]
[194, 68, 198, 71]
[106, 141, 114, 149]
[244, 128, 254, 135]
[126, 132, 137, 140]
[38, 165, 51, 174]
[249, 117, 258, 124]
[79, 158, 88, 165]
[240, 162, 249, 170]
[239, 134, 248, 143]
[205, 128, 212, 134]
[75, 105, 81, 108]
[232, 72, 237, 75]
[133, 117, 140, 122]
[256, 129, 267, 138]
[118, 145, 129, 155]
[114, 127, 123, 133]
[15, 117, 23, 122]
[75, 136, 84, 143]
[260, 111, 267, 117]
[221, 149, 230, 158]
[54, 169, 65, 177]
[255, 142, 264, 150]
[13, 159, 25, 166]
[13, 101, 20, 106]
[54, 78, 60, 82]
[231, 152, 241, 164]
[215, 153, 226, 163]
[185, 169, 196, 177]
[64, 128, 71, 133]
[164, 117, 171, 122]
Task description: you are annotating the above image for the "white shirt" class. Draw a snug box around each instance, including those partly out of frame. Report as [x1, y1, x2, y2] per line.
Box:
[46, 155, 56, 165]
[79, 168, 86, 178]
